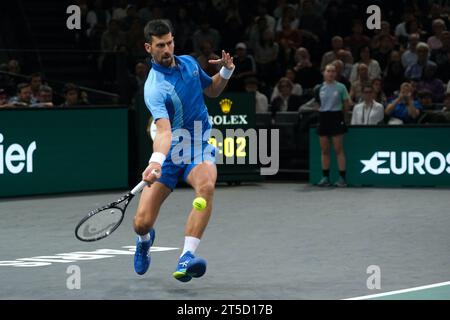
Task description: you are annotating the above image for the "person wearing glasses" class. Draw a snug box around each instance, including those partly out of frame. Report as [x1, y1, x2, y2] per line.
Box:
[351, 85, 384, 125]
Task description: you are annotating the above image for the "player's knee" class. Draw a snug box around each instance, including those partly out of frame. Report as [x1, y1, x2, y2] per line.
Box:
[197, 181, 215, 197]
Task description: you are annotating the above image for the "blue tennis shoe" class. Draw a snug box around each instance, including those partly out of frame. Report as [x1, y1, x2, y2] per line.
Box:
[173, 251, 207, 282]
[133, 229, 156, 275]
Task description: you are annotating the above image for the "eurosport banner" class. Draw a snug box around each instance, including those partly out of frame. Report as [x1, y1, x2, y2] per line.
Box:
[309, 126, 450, 187]
[0, 107, 128, 197]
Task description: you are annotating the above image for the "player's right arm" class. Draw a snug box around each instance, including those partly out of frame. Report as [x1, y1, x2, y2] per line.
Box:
[142, 82, 172, 183]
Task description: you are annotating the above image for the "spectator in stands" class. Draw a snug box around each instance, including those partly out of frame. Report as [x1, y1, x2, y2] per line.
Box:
[385, 82, 423, 124]
[417, 90, 435, 110]
[384, 51, 405, 98]
[29, 73, 42, 103]
[371, 21, 397, 51]
[372, 34, 395, 70]
[254, 29, 279, 86]
[344, 19, 371, 58]
[349, 45, 381, 83]
[351, 85, 384, 125]
[112, 0, 128, 21]
[86, 0, 111, 37]
[350, 63, 371, 103]
[172, 7, 196, 53]
[32, 85, 54, 108]
[138, 0, 153, 24]
[292, 47, 322, 90]
[256, 4, 276, 32]
[395, 9, 416, 39]
[275, 4, 298, 32]
[59, 83, 84, 107]
[337, 49, 354, 80]
[431, 31, 450, 83]
[276, 16, 303, 49]
[196, 40, 220, 77]
[331, 60, 351, 91]
[276, 38, 296, 77]
[122, 5, 139, 31]
[443, 92, 450, 112]
[271, 77, 304, 115]
[416, 64, 445, 102]
[315, 63, 352, 187]
[192, 19, 221, 56]
[8, 83, 32, 107]
[296, 0, 325, 39]
[101, 19, 126, 52]
[271, 68, 302, 102]
[244, 77, 269, 113]
[402, 33, 420, 69]
[230, 42, 256, 91]
[133, 61, 149, 95]
[405, 42, 437, 80]
[427, 19, 447, 50]
[372, 78, 387, 106]
[6, 59, 20, 74]
[273, 0, 287, 19]
[320, 36, 344, 71]
[0, 88, 13, 108]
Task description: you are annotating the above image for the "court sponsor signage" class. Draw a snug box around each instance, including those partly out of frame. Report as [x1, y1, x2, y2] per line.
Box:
[0, 108, 128, 197]
[310, 126, 450, 187]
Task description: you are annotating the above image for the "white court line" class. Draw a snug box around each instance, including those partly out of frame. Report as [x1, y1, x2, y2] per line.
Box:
[344, 281, 450, 300]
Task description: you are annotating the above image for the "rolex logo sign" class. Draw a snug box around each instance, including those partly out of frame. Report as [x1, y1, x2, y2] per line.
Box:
[219, 98, 232, 114]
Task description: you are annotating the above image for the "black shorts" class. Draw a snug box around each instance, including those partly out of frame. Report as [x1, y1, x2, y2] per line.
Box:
[317, 111, 347, 136]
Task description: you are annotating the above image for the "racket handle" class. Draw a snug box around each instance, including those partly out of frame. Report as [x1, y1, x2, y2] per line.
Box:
[131, 169, 161, 195]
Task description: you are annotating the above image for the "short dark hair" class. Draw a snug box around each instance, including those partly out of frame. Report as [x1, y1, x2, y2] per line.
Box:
[63, 83, 79, 95]
[30, 72, 42, 79]
[144, 19, 172, 43]
[17, 83, 30, 93]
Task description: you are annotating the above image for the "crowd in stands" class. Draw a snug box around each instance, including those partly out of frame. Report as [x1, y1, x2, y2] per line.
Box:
[1, 0, 450, 124]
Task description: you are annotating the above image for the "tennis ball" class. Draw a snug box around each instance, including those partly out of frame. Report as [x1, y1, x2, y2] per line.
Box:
[193, 197, 207, 211]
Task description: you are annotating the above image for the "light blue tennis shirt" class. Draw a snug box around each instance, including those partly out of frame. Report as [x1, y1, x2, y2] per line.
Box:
[318, 81, 349, 112]
[144, 55, 213, 144]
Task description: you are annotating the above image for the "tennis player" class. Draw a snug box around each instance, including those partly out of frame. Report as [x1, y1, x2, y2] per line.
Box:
[133, 19, 234, 282]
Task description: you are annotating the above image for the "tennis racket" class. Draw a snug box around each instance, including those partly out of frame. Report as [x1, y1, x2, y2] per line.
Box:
[75, 169, 160, 242]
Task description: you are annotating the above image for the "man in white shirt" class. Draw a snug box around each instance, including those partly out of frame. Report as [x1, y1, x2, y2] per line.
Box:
[402, 33, 420, 69]
[351, 85, 384, 125]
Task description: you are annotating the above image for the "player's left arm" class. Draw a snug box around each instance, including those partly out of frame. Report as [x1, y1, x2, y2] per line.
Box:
[203, 50, 235, 98]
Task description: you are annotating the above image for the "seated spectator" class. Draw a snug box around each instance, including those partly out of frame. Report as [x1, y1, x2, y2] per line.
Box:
[405, 42, 437, 80]
[372, 34, 395, 71]
[384, 51, 405, 98]
[271, 68, 302, 102]
[244, 77, 269, 113]
[271, 77, 304, 116]
[196, 40, 220, 77]
[344, 19, 371, 58]
[351, 85, 384, 125]
[372, 78, 387, 106]
[296, 0, 325, 40]
[112, 0, 127, 21]
[59, 83, 86, 107]
[122, 5, 139, 31]
[385, 82, 423, 124]
[430, 31, 450, 83]
[8, 83, 32, 107]
[138, 0, 153, 24]
[350, 63, 371, 103]
[192, 19, 221, 56]
[0, 88, 14, 108]
[402, 33, 420, 69]
[349, 45, 381, 83]
[229, 42, 256, 91]
[416, 64, 445, 102]
[427, 19, 447, 50]
[371, 21, 397, 50]
[443, 92, 450, 112]
[395, 10, 416, 39]
[320, 36, 344, 71]
[417, 90, 435, 110]
[32, 85, 54, 107]
[331, 60, 351, 91]
[336, 49, 354, 80]
[86, 0, 111, 37]
[101, 19, 126, 52]
[276, 17, 303, 49]
[275, 4, 299, 32]
[254, 29, 279, 86]
[292, 47, 322, 90]
[29, 73, 42, 103]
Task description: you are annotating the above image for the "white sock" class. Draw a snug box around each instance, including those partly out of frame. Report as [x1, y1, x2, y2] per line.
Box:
[138, 233, 150, 242]
[181, 236, 200, 257]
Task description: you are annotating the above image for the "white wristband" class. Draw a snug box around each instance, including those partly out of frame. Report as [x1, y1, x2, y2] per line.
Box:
[149, 152, 166, 165]
[219, 66, 235, 80]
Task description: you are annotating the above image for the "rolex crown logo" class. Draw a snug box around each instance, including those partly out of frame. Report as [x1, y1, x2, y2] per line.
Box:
[219, 98, 232, 114]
